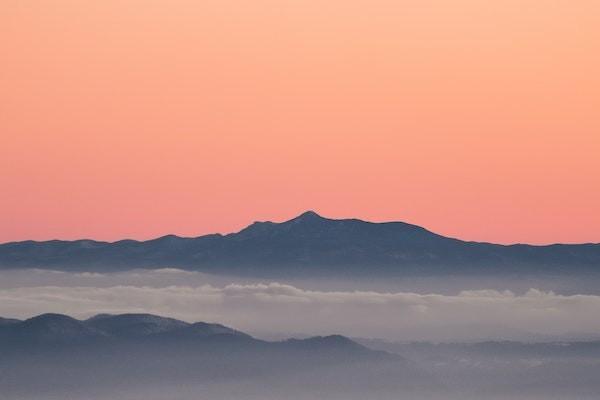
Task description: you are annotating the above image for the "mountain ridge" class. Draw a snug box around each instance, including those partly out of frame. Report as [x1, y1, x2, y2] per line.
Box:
[0, 312, 418, 400]
[1, 211, 599, 276]
[0, 312, 379, 354]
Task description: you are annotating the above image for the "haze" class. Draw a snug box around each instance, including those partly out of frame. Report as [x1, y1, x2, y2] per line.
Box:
[1, 269, 599, 342]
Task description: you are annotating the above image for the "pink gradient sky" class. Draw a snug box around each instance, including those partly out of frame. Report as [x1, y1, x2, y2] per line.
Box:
[1, 0, 599, 244]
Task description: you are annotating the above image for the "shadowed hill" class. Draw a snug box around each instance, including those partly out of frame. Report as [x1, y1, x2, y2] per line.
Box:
[0, 312, 379, 353]
[0, 312, 414, 400]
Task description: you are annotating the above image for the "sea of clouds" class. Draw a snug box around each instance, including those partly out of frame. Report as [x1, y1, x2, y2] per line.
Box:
[0, 268, 598, 342]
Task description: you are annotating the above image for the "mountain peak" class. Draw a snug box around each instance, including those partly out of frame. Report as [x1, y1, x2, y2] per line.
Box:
[291, 210, 326, 222]
[18, 313, 105, 340]
[2, 212, 600, 276]
[24, 313, 79, 324]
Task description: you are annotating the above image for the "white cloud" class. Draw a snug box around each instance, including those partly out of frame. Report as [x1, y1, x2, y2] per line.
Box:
[153, 268, 198, 275]
[0, 279, 599, 341]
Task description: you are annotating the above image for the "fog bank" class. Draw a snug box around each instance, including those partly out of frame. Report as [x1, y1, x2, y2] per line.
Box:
[1, 270, 599, 341]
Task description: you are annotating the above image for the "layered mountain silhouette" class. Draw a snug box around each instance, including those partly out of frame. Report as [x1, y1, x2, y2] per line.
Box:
[1, 313, 597, 400]
[0, 313, 417, 400]
[0, 313, 390, 366]
[1, 211, 599, 276]
[0, 312, 358, 350]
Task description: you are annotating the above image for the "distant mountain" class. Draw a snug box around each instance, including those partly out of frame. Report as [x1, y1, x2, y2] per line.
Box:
[0, 313, 376, 351]
[0, 313, 256, 344]
[0, 313, 415, 400]
[353, 338, 600, 400]
[5, 313, 107, 343]
[1, 211, 599, 277]
[1, 313, 598, 400]
[357, 338, 600, 361]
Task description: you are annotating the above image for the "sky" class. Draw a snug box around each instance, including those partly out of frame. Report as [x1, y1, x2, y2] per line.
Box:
[1, 0, 599, 244]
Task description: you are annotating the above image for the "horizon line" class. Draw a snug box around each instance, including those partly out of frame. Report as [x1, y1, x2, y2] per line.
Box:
[1, 210, 598, 248]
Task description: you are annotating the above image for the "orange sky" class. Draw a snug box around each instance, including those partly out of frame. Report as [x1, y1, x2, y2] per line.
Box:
[1, 0, 599, 244]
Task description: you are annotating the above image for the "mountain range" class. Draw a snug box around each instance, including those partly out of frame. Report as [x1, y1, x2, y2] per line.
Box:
[0, 313, 417, 400]
[0, 312, 359, 349]
[1, 211, 599, 277]
[2, 313, 599, 400]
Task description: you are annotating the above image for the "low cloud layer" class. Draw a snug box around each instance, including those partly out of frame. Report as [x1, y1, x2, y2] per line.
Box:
[0, 270, 599, 341]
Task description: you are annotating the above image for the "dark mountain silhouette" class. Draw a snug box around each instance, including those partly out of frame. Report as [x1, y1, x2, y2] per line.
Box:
[85, 313, 191, 338]
[0, 313, 377, 352]
[1, 313, 597, 400]
[0, 313, 412, 400]
[0, 313, 107, 343]
[1, 211, 599, 277]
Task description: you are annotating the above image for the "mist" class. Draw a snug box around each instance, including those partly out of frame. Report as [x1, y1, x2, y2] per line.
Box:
[1, 269, 599, 342]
